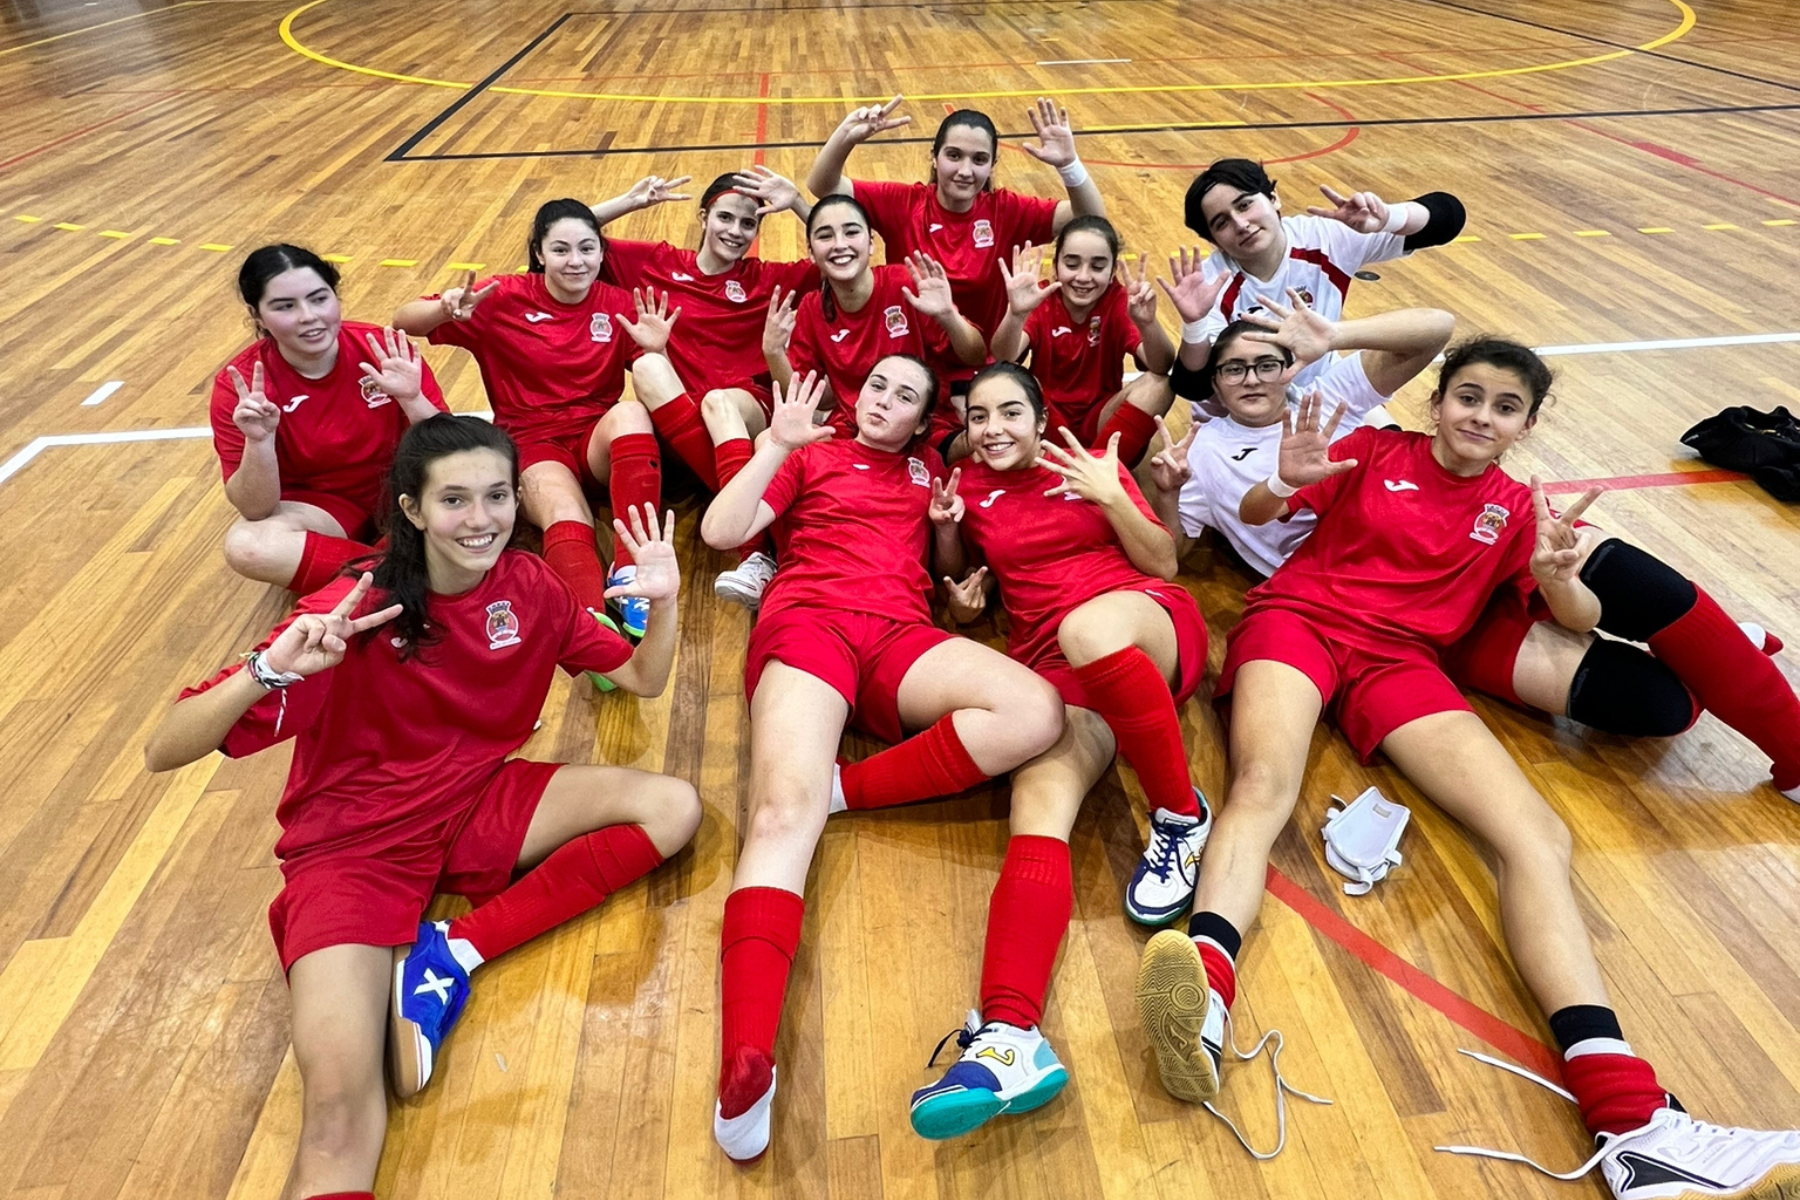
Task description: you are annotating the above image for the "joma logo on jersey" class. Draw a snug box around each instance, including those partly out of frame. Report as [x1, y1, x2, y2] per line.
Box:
[358, 377, 392, 409]
[1469, 503, 1510, 545]
[485, 600, 521, 649]
[972, 219, 995, 248]
[884, 305, 910, 337]
[590, 313, 613, 343]
[725, 280, 747, 303]
[907, 457, 930, 487]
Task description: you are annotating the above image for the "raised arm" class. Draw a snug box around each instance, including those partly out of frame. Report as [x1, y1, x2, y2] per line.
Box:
[761, 285, 799, 392]
[1145, 414, 1199, 559]
[903, 253, 987, 366]
[1305, 185, 1466, 250]
[928, 468, 968, 579]
[732, 166, 813, 224]
[1240, 290, 1455, 396]
[991, 242, 1058, 363]
[806, 96, 910, 199]
[393, 269, 498, 337]
[1039, 431, 1176, 580]
[1239, 392, 1356, 526]
[357, 327, 439, 424]
[1021, 98, 1104, 231]
[1158, 246, 1228, 372]
[595, 506, 682, 696]
[1529, 478, 1603, 634]
[701, 373, 833, 548]
[1121, 254, 1175, 375]
[221, 361, 283, 519]
[589, 173, 694, 228]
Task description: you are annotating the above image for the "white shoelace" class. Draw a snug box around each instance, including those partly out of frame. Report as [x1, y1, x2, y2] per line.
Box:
[1433, 1049, 1645, 1180]
[1203, 1009, 1334, 1160]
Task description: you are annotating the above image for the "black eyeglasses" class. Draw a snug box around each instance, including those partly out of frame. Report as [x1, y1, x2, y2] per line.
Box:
[1215, 358, 1286, 384]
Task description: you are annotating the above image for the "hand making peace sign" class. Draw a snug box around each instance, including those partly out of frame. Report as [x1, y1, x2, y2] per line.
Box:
[261, 573, 404, 678]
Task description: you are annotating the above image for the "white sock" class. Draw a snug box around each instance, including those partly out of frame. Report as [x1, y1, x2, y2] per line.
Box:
[1780, 782, 1800, 805]
[1740, 621, 1768, 652]
[446, 933, 485, 974]
[828, 763, 847, 815]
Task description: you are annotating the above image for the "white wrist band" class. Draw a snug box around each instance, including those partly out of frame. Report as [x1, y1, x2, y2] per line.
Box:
[1266, 471, 1299, 499]
[245, 650, 304, 690]
[1180, 318, 1212, 345]
[1380, 204, 1408, 234]
[1057, 158, 1089, 188]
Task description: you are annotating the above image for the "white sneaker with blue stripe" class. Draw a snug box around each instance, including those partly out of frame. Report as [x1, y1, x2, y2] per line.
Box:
[607, 565, 648, 639]
[909, 1011, 1068, 1140]
[389, 919, 472, 1098]
[1125, 791, 1213, 926]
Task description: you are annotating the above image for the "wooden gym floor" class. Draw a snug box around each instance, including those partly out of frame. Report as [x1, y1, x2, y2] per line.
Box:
[1, 1, 1799, 1196]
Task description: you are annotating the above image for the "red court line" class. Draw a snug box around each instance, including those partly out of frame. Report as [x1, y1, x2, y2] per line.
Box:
[0, 95, 177, 171]
[753, 72, 770, 167]
[1545, 468, 1748, 494]
[1265, 864, 1564, 1080]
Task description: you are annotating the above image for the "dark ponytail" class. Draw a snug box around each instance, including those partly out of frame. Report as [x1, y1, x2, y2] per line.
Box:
[528, 199, 603, 273]
[806, 193, 871, 322]
[362, 414, 520, 661]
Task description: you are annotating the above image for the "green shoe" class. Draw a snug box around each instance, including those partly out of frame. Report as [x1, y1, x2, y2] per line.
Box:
[587, 610, 621, 692]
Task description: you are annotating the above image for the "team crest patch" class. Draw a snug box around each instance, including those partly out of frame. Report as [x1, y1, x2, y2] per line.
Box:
[1469, 503, 1510, 545]
[725, 279, 747, 303]
[485, 600, 521, 649]
[1087, 316, 1102, 347]
[590, 313, 613, 343]
[907, 456, 930, 487]
[1294, 288, 1315, 307]
[972, 219, 995, 248]
[884, 305, 911, 337]
[358, 376, 392, 408]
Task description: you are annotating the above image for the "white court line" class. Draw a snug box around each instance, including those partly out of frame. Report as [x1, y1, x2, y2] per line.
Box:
[1534, 331, 1800, 356]
[0, 427, 211, 486]
[1037, 58, 1131, 65]
[80, 381, 124, 407]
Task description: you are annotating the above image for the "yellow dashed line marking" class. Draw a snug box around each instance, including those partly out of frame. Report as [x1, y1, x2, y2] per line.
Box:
[1452, 235, 1481, 243]
[1575, 230, 1611, 237]
[148, 236, 179, 246]
[1509, 232, 1546, 240]
[1638, 227, 1675, 234]
[380, 258, 418, 268]
[1764, 219, 1797, 227]
[321, 253, 353, 263]
[53, 223, 84, 232]
[14, 215, 42, 223]
[98, 230, 131, 239]
[447, 261, 487, 271]
[198, 243, 232, 252]
[1703, 223, 1738, 231]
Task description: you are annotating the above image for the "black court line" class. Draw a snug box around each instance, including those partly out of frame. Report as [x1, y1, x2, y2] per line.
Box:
[1410, 0, 1800, 98]
[388, 13, 574, 162]
[392, 100, 1800, 162]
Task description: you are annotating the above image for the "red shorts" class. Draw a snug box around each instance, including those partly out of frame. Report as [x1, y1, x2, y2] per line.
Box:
[284, 488, 375, 542]
[1216, 607, 1470, 762]
[1035, 583, 1208, 711]
[710, 373, 775, 418]
[267, 758, 560, 971]
[745, 606, 954, 744]
[1443, 587, 1551, 707]
[517, 429, 603, 491]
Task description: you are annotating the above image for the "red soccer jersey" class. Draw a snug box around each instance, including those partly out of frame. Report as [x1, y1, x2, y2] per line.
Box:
[210, 321, 447, 517]
[1020, 282, 1143, 435]
[759, 437, 945, 623]
[179, 550, 632, 860]
[854, 180, 1059, 340]
[601, 238, 817, 394]
[788, 264, 956, 434]
[426, 273, 639, 447]
[1249, 428, 1536, 648]
[956, 457, 1168, 669]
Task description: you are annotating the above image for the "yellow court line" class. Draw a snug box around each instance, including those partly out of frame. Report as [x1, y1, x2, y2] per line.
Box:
[0, 1, 212, 57]
[279, 0, 1696, 106]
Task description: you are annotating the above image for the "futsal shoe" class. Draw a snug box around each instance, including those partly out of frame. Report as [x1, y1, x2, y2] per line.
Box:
[585, 610, 621, 693]
[390, 920, 472, 1099]
[715, 551, 777, 612]
[1596, 1108, 1800, 1199]
[1125, 792, 1213, 925]
[607, 566, 649, 639]
[909, 1011, 1069, 1140]
[714, 1045, 778, 1162]
[1136, 930, 1224, 1102]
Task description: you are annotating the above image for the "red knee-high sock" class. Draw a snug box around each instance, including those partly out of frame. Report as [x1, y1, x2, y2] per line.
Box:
[541, 520, 610, 614]
[1072, 646, 1199, 817]
[979, 835, 1073, 1029]
[448, 823, 663, 963]
[291, 531, 374, 595]
[1648, 588, 1800, 790]
[1187, 910, 1240, 1009]
[1562, 1045, 1667, 1137]
[839, 714, 989, 810]
[606, 432, 662, 570]
[711, 436, 770, 561]
[719, 887, 805, 1115]
[1093, 402, 1159, 465]
[649, 392, 720, 491]
[310, 1193, 375, 1199]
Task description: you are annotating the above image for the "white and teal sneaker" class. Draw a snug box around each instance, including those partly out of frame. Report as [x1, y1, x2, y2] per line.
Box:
[607, 566, 648, 639]
[909, 1011, 1069, 1140]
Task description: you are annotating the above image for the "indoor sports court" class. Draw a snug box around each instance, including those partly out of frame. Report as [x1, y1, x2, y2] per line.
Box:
[2, 1, 1798, 1197]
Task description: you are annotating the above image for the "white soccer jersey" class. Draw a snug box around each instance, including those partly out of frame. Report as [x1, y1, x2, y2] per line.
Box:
[1197, 215, 1407, 387]
[1177, 352, 1389, 576]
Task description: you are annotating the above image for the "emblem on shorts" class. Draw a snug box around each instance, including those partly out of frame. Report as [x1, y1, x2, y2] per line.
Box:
[1087, 317, 1102, 347]
[590, 313, 613, 343]
[972, 219, 995, 248]
[1469, 503, 1510, 545]
[359, 377, 392, 409]
[907, 456, 930, 487]
[725, 280, 747, 303]
[884, 305, 910, 337]
[485, 600, 521, 649]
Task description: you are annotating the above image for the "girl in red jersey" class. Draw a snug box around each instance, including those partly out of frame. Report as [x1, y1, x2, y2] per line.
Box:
[1133, 342, 1800, 1195]
[698, 358, 1064, 1162]
[806, 96, 1106, 374]
[144, 414, 699, 1200]
[763, 193, 985, 436]
[212, 244, 447, 593]
[901, 363, 1214, 1141]
[989, 216, 1175, 465]
[393, 200, 670, 643]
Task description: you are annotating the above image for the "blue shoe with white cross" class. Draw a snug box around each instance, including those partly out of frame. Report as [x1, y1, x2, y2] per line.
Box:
[389, 919, 471, 1098]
